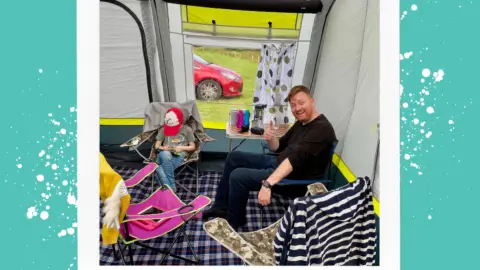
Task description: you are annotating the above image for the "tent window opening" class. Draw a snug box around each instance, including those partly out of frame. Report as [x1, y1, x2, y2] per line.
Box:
[181, 6, 302, 39]
[190, 44, 297, 130]
[191, 46, 260, 128]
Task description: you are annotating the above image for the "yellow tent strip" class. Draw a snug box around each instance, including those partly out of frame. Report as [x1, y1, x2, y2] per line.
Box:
[182, 5, 300, 29]
[333, 153, 380, 217]
[99, 119, 380, 216]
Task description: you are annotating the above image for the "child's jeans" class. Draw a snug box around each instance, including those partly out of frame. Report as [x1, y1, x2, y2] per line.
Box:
[155, 150, 185, 192]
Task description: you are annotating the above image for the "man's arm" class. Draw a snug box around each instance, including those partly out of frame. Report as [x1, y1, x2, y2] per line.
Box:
[267, 125, 329, 184]
[266, 158, 293, 185]
[267, 123, 294, 152]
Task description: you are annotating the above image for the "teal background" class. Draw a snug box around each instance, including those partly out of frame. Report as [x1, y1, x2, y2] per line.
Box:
[401, 1, 480, 269]
[0, 0, 478, 269]
[0, 0, 77, 269]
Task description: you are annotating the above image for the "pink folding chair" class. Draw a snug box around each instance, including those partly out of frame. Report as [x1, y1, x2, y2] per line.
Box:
[111, 162, 212, 265]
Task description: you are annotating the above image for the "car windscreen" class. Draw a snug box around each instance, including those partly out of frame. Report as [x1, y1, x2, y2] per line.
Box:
[193, 54, 211, 65]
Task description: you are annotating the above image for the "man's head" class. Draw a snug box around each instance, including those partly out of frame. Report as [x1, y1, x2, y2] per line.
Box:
[287, 85, 317, 123]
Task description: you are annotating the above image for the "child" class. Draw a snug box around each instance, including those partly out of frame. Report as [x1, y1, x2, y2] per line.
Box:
[154, 107, 196, 191]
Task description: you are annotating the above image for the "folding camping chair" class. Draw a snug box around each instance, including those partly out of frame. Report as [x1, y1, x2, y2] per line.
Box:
[258, 140, 338, 227]
[120, 100, 215, 194]
[203, 182, 328, 266]
[111, 162, 212, 265]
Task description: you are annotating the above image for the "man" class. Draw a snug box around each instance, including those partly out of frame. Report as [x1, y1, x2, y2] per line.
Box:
[202, 85, 337, 229]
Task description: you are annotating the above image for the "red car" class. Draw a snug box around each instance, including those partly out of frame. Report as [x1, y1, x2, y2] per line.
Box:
[193, 54, 243, 100]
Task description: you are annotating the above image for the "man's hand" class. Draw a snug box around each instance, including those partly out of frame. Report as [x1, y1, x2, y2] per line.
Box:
[159, 145, 169, 151]
[174, 146, 183, 153]
[258, 186, 271, 206]
[263, 128, 275, 141]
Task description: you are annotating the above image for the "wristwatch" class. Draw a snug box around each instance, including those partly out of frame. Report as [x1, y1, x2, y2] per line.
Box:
[262, 180, 273, 189]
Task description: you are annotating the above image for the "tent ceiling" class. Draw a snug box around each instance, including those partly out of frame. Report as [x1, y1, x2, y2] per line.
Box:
[163, 0, 323, 13]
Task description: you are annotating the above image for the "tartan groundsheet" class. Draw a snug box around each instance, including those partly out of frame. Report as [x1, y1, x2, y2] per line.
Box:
[99, 166, 293, 265]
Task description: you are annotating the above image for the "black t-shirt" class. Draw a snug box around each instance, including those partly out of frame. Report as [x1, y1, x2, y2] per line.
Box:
[276, 114, 337, 180]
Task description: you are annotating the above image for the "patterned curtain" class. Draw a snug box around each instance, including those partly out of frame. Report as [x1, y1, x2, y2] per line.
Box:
[253, 43, 296, 125]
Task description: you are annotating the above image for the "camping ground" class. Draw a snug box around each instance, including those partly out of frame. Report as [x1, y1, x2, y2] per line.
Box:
[193, 46, 260, 125]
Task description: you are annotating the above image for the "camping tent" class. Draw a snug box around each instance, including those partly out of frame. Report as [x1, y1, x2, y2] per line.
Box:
[100, 0, 379, 264]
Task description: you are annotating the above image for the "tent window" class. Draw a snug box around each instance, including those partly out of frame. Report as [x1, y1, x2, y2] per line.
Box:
[191, 46, 262, 127]
[181, 6, 302, 39]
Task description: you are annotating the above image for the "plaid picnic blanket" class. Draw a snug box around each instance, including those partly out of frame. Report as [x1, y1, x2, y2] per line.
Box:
[99, 167, 292, 265]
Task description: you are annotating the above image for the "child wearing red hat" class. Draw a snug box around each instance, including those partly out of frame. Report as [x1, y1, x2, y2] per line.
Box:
[154, 107, 196, 192]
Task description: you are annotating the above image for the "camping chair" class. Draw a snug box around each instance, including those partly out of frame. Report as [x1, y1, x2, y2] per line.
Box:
[203, 182, 328, 266]
[111, 162, 212, 265]
[120, 100, 215, 194]
[258, 140, 338, 227]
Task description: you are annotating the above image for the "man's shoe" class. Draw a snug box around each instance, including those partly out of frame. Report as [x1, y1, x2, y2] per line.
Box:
[202, 206, 228, 220]
[228, 216, 247, 231]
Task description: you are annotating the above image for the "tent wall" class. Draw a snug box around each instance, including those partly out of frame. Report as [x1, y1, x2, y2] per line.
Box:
[302, 0, 335, 89]
[100, 0, 165, 119]
[309, 0, 379, 207]
[310, 0, 369, 154]
[340, 0, 380, 199]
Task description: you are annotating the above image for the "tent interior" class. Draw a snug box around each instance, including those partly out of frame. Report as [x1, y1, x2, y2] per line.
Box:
[99, 0, 379, 266]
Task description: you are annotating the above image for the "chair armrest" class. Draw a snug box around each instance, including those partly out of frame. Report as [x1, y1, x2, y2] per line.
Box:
[276, 178, 330, 186]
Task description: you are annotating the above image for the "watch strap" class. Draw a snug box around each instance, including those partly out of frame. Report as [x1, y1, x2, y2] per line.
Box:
[262, 180, 272, 189]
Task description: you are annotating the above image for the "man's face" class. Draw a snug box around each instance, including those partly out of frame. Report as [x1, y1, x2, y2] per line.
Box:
[289, 92, 314, 122]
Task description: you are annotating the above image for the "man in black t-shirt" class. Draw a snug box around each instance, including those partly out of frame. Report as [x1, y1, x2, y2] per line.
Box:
[202, 85, 337, 229]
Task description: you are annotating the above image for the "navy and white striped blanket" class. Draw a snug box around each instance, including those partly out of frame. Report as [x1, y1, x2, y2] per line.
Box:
[273, 177, 377, 265]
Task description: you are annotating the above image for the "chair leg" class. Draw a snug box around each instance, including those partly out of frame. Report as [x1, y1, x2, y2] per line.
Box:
[183, 228, 201, 265]
[127, 244, 135, 265]
[116, 243, 128, 265]
[196, 161, 199, 194]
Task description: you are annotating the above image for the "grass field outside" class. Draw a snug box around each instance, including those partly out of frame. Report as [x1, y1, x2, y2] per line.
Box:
[193, 46, 260, 125]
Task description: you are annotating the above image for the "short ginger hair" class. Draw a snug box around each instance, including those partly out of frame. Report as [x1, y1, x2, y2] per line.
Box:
[287, 85, 313, 102]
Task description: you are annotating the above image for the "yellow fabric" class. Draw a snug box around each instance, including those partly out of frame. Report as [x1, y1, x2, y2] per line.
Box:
[99, 153, 131, 245]
[182, 6, 300, 29]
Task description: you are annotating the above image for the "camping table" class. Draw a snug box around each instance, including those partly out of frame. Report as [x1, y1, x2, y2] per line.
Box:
[225, 122, 290, 152]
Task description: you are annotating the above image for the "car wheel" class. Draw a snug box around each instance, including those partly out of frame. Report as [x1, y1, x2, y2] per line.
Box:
[196, 79, 223, 101]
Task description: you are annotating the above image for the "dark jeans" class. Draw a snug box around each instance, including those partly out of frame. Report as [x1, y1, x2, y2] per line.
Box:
[213, 151, 306, 227]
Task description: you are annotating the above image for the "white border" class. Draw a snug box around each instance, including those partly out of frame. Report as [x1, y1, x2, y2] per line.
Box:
[77, 0, 99, 269]
[380, 0, 400, 268]
[78, 0, 400, 268]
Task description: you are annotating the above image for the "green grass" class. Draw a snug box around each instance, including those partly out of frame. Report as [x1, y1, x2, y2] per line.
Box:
[193, 47, 260, 124]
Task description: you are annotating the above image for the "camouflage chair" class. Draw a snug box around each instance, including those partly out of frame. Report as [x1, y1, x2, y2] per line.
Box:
[120, 101, 215, 195]
[203, 183, 328, 266]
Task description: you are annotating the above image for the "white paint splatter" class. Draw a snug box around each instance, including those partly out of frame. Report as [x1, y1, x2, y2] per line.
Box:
[62, 180, 68, 186]
[404, 154, 411, 160]
[17, 164, 22, 169]
[51, 164, 58, 170]
[411, 4, 418, 11]
[36, 175, 45, 182]
[60, 128, 67, 134]
[428, 215, 432, 220]
[67, 228, 75, 235]
[67, 192, 77, 205]
[40, 211, 49, 220]
[403, 102, 409, 108]
[413, 118, 419, 125]
[422, 68, 431, 77]
[39, 69, 43, 73]
[426, 131, 432, 138]
[426, 107, 434, 114]
[448, 119, 454, 124]
[58, 230, 67, 237]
